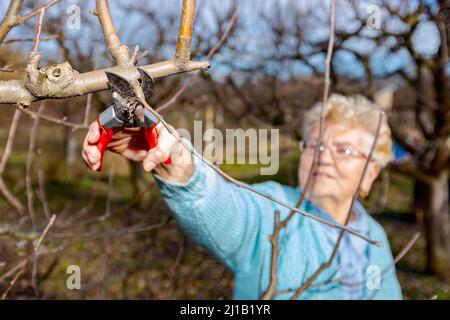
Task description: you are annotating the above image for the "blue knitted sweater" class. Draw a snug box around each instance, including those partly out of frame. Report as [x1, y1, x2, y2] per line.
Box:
[154, 156, 403, 300]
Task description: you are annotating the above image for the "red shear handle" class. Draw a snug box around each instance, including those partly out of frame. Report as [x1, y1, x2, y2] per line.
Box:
[144, 124, 172, 165]
[96, 117, 114, 172]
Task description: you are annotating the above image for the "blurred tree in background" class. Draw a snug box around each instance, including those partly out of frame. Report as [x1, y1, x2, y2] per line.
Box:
[0, 0, 449, 299]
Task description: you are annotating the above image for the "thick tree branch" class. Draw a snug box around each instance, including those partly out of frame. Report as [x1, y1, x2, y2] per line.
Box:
[0, 0, 209, 106]
[0, 60, 210, 105]
[175, 0, 196, 68]
[0, 0, 24, 45]
[95, 0, 131, 66]
[156, 6, 238, 113]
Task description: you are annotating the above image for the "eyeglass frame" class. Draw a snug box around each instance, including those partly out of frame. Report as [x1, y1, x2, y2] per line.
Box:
[299, 139, 371, 161]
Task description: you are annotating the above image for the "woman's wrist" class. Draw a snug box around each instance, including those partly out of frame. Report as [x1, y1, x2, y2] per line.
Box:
[152, 139, 195, 184]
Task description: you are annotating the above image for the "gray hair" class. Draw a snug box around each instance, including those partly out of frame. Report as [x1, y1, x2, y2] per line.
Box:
[302, 94, 393, 167]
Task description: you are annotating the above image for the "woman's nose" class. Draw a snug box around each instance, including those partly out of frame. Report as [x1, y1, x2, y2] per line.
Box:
[318, 145, 334, 165]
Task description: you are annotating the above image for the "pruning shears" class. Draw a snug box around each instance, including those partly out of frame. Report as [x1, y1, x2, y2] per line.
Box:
[95, 68, 172, 171]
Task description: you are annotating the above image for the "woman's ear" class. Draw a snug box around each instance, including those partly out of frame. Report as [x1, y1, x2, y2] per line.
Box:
[360, 162, 381, 196]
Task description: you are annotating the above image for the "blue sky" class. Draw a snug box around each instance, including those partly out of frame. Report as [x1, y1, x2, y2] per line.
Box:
[0, 0, 446, 80]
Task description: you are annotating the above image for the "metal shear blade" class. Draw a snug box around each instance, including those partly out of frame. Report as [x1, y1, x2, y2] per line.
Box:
[105, 68, 155, 103]
[137, 67, 155, 102]
[104, 68, 156, 126]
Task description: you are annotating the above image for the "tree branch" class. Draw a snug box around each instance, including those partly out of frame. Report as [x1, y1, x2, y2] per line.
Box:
[0, 109, 24, 213]
[0, 0, 24, 45]
[156, 5, 238, 114]
[289, 112, 384, 300]
[1, 214, 56, 299]
[175, 0, 196, 68]
[0, 0, 63, 46]
[261, 210, 281, 300]
[0, 59, 210, 105]
[96, 0, 131, 66]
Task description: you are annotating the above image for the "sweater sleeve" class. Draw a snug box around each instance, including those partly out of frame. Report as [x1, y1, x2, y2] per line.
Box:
[153, 152, 278, 274]
[368, 222, 403, 300]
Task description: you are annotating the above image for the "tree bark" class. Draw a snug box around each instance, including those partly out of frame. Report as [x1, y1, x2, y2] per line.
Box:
[423, 169, 450, 281]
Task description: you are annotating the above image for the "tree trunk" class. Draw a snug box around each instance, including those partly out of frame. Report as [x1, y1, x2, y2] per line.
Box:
[64, 128, 78, 167]
[423, 169, 450, 281]
[128, 160, 150, 209]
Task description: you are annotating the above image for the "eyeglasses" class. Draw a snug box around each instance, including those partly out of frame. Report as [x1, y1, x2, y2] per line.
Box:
[299, 139, 369, 160]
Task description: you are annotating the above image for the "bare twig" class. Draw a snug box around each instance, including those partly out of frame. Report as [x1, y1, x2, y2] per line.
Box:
[341, 232, 421, 288]
[1, 214, 56, 299]
[52, 218, 170, 241]
[261, 0, 337, 300]
[35, 214, 57, 249]
[261, 210, 281, 299]
[105, 164, 114, 217]
[0, 66, 23, 73]
[145, 99, 380, 245]
[26, 103, 45, 230]
[83, 94, 93, 126]
[37, 170, 51, 220]
[16, 0, 62, 26]
[0, 0, 63, 46]
[162, 236, 186, 298]
[0, 109, 24, 213]
[15, 103, 89, 130]
[156, 6, 238, 114]
[56, 180, 159, 231]
[31, 8, 45, 53]
[0, 109, 21, 175]
[275, 232, 421, 296]
[3, 33, 59, 45]
[288, 0, 338, 225]
[289, 112, 384, 300]
[0, 177, 24, 213]
[1, 267, 25, 300]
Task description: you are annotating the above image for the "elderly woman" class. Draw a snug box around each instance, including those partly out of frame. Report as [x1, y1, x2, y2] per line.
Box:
[82, 94, 402, 300]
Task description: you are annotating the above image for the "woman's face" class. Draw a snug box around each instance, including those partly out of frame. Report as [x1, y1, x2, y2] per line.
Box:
[298, 121, 381, 203]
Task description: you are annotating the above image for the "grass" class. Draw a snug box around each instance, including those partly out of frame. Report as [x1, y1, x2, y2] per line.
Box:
[0, 124, 448, 299]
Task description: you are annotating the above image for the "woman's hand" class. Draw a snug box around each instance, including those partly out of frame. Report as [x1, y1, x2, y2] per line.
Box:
[82, 121, 194, 183]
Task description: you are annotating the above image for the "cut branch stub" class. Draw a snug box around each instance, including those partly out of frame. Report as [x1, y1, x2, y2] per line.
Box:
[24, 51, 79, 99]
